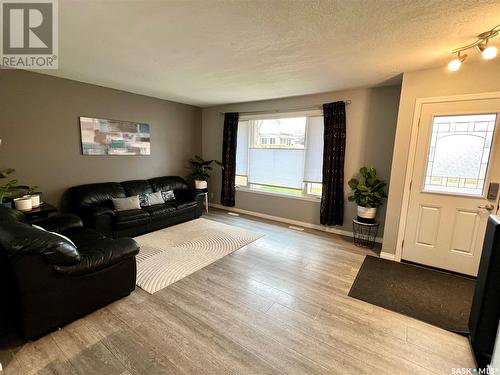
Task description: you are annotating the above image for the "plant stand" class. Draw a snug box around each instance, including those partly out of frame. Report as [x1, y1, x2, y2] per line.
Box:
[352, 220, 379, 249]
[195, 189, 209, 213]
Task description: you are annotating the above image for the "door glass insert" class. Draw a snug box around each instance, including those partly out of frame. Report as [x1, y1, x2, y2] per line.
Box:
[424, 114, 497, 196]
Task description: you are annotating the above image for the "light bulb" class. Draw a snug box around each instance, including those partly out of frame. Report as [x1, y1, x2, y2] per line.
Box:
[448, 58, 462, 71]
[481, 46, 497, 60]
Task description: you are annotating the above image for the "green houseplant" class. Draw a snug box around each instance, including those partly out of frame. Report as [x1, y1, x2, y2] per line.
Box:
[0, 168, 19, 208]
[348, 167, 387, 222]
[188, 155, 223, 189]
[0, 169, 38, 209]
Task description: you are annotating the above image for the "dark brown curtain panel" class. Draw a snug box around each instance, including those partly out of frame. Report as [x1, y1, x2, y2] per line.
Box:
[320, 101, 346, 225]
[220, 112, 239, 206]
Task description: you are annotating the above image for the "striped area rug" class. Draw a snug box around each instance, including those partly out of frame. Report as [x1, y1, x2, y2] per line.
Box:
[134, 218, 263, 294]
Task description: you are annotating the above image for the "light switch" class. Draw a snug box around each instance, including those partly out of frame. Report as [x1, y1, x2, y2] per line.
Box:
[487, 182, 499, 200]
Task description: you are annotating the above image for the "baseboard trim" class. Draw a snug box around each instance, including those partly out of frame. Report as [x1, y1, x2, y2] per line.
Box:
[209, 203, 383, 243]
[379, 251, 396, 261]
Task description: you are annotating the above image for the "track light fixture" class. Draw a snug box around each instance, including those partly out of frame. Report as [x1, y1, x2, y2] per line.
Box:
[448, 52, 467, 71]
[477, 42, 498, 60]
[448, 23, 499, 71]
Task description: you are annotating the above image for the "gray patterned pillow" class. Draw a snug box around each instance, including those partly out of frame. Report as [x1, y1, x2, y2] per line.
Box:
[139, 193, 150, 207]
[161, 190, 175, 201]
[147, 192, 165, 206]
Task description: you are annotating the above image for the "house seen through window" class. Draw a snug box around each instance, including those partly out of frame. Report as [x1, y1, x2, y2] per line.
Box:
[235, 114, 324, 198]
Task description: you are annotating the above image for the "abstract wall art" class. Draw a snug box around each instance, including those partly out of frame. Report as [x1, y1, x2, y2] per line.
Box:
[79, 117, 151, 155]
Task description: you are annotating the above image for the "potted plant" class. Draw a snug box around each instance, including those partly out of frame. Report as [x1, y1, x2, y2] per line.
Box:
[13, 196, 33, 212]
[27, 185, 41, 208]
[188, 155, 223, 189]
[348, 167, 387, 223]
[0, 168, 18, 208]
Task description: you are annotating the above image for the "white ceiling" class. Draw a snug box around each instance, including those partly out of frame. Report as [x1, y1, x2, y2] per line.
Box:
[42, 0, 500, 107]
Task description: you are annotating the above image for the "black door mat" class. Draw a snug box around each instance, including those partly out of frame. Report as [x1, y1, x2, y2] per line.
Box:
[348, 256, 476, 334]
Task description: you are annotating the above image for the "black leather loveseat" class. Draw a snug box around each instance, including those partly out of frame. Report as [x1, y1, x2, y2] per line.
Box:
[0, 207, 139, 339]
[68, 176, 204, 238]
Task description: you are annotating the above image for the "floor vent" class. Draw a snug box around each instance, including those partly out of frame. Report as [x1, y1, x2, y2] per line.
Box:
[227, 212, 240, 217]
[288, 225, 305, 231]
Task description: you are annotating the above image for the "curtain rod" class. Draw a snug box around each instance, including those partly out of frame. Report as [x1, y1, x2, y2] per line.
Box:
[219, 100, 351, 116]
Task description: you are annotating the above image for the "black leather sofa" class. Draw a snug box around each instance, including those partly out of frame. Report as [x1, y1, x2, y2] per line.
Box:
[0, 207, 139, 339]
[68, 176, 203, 238]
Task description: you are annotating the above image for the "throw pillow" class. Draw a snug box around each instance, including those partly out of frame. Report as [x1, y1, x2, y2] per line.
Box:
[32, 224, 78, 248]
[161, 190, 175, 202]
[139, 193, 150, 207]
[146, 191, 165, 206]
[112, 196, 141, 211]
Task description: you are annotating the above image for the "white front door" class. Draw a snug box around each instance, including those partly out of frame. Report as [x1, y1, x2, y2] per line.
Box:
[403, 98, 500, 276]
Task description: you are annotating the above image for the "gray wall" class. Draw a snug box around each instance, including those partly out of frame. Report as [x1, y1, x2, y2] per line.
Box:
[202, 85, 401, 235]
[0, 70, 201, 207]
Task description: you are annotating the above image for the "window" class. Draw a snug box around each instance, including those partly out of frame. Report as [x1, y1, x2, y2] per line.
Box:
[307, 182, 323, 195]
[235, 113, 324, 198]
[235, 175, 248, 186]
[424, 114, 497, 196]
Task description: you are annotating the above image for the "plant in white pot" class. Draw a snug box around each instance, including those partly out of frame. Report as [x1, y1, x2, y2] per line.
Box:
[27, 185, 41, 208]
[188, 155, 223, 190]
[348, 167, 387, 223]
[14, 196, 33, 211]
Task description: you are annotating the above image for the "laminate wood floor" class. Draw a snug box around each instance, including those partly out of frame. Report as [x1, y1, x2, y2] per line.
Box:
[0, 209, 476, 374]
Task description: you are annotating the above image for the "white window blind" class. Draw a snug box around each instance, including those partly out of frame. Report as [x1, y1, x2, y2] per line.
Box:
[304, 116, 324, 183]
[248, 149, 305, 189]
[235, 113, 324, 194]
[236, 120, 249, 176]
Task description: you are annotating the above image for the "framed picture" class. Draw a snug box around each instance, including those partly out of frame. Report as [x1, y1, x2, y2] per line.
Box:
[79, 117, 151, 155]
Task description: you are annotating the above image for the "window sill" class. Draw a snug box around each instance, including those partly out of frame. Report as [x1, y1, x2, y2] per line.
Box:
[235, 186, 321, 202]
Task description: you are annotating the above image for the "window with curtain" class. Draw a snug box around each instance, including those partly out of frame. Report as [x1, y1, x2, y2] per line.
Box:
[235, 112, 324, 198]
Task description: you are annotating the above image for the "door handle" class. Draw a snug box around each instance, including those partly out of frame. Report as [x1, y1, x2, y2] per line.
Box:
[478, 203, 495, 211]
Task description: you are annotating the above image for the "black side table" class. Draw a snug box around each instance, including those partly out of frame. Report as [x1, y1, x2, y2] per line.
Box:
[22, 203, 58, 223]
[352, 220, 379, 249]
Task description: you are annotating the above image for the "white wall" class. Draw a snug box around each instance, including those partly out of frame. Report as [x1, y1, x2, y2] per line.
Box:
[383, 59, 500, 255]
[202, 85, 401, 236]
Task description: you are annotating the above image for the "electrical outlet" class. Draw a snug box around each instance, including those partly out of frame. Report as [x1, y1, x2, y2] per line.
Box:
[210, 193, 214, 199]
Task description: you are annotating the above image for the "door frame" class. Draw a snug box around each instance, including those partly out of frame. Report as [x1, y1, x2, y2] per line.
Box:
[394, 91, 500, 262]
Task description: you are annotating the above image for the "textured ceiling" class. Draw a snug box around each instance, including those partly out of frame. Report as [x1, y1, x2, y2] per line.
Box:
[40, 0, 500, 107]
